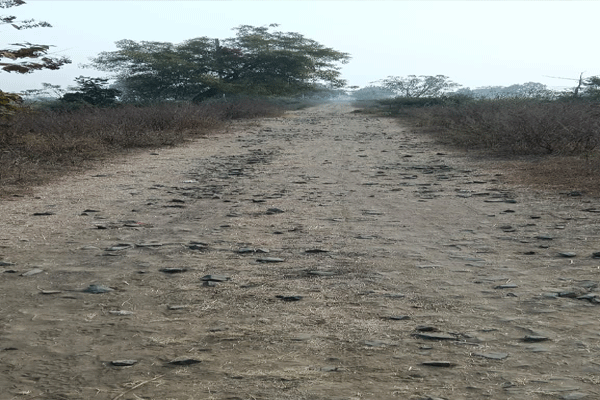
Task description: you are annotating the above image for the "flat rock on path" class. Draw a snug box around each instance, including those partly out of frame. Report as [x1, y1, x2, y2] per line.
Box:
[1, 103, 600, 400]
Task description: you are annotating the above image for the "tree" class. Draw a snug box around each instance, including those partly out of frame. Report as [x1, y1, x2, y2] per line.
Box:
[21, 82, 65, 101]
[351, 85, 395, 100]
[1, 0, 70, 116]
[456, 82, 555, 99]
[90, 24, 351, 102]
[60, 76, 121, 106]
[376, 75, 460, 98]
[581, 76, 600, 100]
[0, 0, 70, 74]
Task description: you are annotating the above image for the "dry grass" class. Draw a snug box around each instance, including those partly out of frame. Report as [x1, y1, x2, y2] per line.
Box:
[0, 98, 283, 197]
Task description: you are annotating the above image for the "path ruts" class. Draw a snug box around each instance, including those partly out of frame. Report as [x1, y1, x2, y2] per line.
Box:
[1, 103, 599, 400]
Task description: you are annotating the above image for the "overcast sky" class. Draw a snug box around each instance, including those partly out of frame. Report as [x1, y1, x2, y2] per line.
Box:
[2, 1, 599, 94]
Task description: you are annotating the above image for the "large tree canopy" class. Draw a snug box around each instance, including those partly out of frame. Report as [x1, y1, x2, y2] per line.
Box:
[90, 24, 350, 102]
[377, 75, 460, 98]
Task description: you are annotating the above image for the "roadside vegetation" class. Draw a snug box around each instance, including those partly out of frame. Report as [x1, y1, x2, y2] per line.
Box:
[1, 2, 348, 196]
[351, 75, 600, 194]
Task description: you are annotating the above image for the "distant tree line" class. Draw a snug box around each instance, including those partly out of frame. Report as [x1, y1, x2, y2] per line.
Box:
[350, 75, 600, 102]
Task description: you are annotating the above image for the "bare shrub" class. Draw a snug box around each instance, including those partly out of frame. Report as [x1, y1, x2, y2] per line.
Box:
[397, 98, 600, 156]
[0, 99, 284, 195]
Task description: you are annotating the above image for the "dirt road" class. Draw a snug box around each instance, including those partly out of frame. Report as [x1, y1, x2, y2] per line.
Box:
[1, 103, 600, 400]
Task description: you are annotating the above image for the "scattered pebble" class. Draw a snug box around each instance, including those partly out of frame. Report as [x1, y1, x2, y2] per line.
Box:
[472, 352, 509, 360]
[82, 284, 114, 294]
[201, 274, 230, 282]
[256, 257, 285, 263]
[422, 361, 456, 368]
[387, 315, 410, 321]
[160, 267, 188, 274]
[21, 268, 43, 277]
[276, 295, 303, 302]
[111, 360, 138, 366]
[522, 335, 550, 342]
[494, 284, 518, 289]
[413, 332, 458, 341]
[559, 252, 577, 258]
[305, 249, 330, 254]
[0, 261, 15, 267]
[168, 357, 201, 366]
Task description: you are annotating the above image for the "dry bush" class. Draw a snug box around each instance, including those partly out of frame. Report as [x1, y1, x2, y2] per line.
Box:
[0, 99, 284, 196]
[399, 99, 600, 156]
[366, 97, 600, 194]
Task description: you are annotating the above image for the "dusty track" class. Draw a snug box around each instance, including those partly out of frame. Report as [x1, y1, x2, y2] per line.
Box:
[1, 103, 600, 400]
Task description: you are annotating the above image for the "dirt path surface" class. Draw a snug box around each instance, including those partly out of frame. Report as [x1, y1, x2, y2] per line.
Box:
[2, 103, 600, 400]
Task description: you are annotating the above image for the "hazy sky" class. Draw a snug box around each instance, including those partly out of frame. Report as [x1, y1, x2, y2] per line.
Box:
[2, 1, 599, 94]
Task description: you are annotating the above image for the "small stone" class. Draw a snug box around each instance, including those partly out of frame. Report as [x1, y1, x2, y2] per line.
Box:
[167, 305, 188, 310]
[111, 360, 138, 366]
[21, 268, 43, 277]
[106, 244, 133, 251]
[33, 211, 55, 216]
[559, 252, 577, 258]
[592, 252, 600, 259]
[415, 326, 439, 332]
[135, 242, 163, 248]
[522, 335, 550, 342]
[256, 257, 285, 263]
[472, 352, 509, 360]
[536, 235, 553, 240]
[494, 284, 518, 289]
[388, 315, 410, 321]
[558, 291, 579, 298]
[160, 267, 188, 274]
[413, 333, 458, 341]
[305, 249, 330, 254]
[82, 284, 114, 294]
[266, 207, 285, 214]
[422, 361, 456, 367]
[0, 261, 15, 267]
[168, 357, 201, 366]
[40, 290, 62, 295]
[276, 295, 303, 302]
[576, 293, 599, 302]
[201, 274, 230, 282]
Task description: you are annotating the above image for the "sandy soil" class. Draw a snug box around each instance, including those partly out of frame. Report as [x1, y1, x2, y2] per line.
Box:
[1, 103, 600, 400]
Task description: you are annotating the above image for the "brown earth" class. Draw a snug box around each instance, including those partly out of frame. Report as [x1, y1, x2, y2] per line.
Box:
[1, 103, 600, 400]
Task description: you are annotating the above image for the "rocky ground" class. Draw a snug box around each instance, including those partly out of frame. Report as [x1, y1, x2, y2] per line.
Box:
[1, 103, 600, 400]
